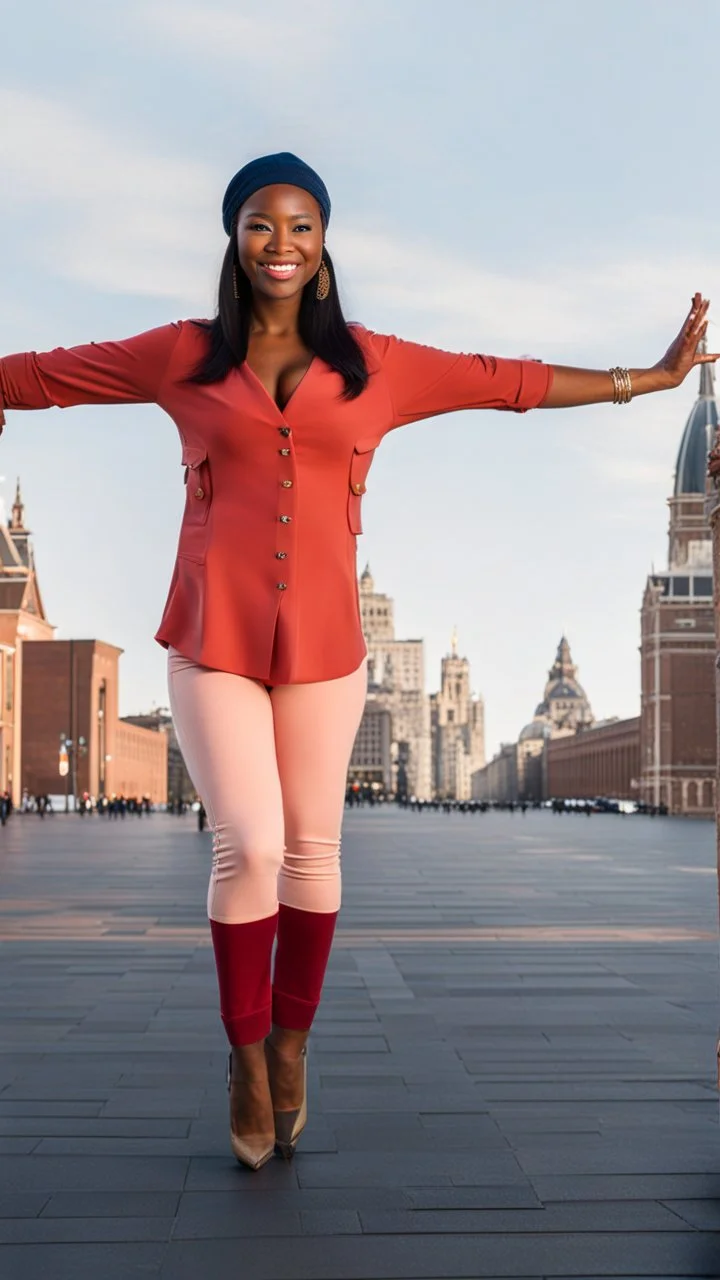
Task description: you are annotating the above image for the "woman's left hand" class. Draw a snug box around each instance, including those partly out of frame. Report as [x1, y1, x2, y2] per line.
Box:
[654, 292, 720, 389]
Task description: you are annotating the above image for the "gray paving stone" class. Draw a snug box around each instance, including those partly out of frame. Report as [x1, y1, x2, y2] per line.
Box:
[661, 1198, 720, 1229]
[300, 1208, 362, 1234]
[173, 1199, 302, 1237]
[0, 808, 719, 1273]
[41, 1191, 180, 1217]
[0, 1216, 174, 1242]
[0, 1155, 189, 1192]
[156, 1233, 720, 1279]
[296, 1152, 526, 1188]
[0, 1193, 49, 1218]
[358, 1199, 690, 1233]
[530, 1172, 720, 1200]
[0, 1117, 189, 1137]
[0, 1243, 166, 1279]
[185, 1157, 300, 1191]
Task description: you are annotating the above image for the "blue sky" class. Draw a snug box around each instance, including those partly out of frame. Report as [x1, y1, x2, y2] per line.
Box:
[2, 0, 719, 754]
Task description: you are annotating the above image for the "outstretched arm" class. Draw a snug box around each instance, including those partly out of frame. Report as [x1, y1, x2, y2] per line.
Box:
[539, 293, 718, 408]
[0, 322, 183, 429]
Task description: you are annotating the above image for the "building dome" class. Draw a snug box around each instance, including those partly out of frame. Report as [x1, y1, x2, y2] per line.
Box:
[674, 360, 718, 496]
[526, 637, 594, 737]
[519, 718, 552, 742]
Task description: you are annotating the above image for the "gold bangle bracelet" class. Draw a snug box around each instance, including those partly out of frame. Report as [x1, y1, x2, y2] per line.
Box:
[609, 366, 632, 404]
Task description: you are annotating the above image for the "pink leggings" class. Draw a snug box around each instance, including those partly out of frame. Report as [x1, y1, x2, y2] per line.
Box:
[167, 647, 367, 1044]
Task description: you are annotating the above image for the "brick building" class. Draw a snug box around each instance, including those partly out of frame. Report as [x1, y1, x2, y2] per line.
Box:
[531, 360, 717, 816]
[639, 360, 716, 816]
[546, 716, 640, 801]
[21, 640, 167, 805]
[0, 482, 55, 802]
[122, 709, 196, 804]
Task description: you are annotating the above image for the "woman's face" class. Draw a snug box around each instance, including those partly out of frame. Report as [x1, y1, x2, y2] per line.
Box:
[236, 184, 325, 300]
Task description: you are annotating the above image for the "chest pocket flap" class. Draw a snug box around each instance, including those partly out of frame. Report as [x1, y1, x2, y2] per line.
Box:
[348, 439, 377, 535]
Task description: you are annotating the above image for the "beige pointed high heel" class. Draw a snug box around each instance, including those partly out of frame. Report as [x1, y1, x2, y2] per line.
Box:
[265, 1039, 308, 1160]
[226, 1052, 276, 1171]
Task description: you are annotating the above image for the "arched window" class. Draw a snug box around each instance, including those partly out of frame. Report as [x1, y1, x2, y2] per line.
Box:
[687, 781, 698, 809]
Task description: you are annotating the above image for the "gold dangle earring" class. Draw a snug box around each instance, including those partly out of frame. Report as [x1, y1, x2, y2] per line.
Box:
[232, 263, 240, 301]
[316, 258, 330, 302]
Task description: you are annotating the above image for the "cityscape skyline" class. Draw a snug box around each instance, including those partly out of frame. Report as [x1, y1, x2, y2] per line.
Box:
[3, 1, 720, 755]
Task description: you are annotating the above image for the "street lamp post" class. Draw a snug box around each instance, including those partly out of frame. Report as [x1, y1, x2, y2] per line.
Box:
[59, 732, 69, 811]
[60, 733, 87, 813]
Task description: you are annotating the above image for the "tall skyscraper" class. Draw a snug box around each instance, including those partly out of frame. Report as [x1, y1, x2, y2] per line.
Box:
[639, 359, 716, 815]
[430, 628, 485, 799]
[349, 566, 432, 798]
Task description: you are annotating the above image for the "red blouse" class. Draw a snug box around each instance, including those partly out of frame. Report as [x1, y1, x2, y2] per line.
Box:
[0, 322, 552, 682]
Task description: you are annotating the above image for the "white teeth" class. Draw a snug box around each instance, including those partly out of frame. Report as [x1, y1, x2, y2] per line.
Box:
[262, 264, 298, 273]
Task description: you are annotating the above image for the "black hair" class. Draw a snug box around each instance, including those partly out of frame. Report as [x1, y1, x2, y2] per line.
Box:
[184, 228, 369, 400]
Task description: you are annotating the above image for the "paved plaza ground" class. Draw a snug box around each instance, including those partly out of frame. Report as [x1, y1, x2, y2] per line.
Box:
[0, 807, 718, 1278]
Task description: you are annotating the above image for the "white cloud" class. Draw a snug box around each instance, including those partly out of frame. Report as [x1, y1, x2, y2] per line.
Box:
[333, 226, 720, 355]
[0, 88, 219, 305]
[130, 0, 344, 66]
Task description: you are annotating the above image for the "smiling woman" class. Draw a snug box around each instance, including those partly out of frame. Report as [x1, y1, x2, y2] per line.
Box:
[0, 146, 716, 1176]
[186, 151, 369, 404]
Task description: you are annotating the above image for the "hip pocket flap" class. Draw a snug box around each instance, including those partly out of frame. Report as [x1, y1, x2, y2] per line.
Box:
[348, 442, 376, 535]
[182, 444, 208, 472]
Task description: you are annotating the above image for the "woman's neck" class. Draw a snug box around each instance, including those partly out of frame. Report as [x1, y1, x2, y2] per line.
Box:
[250, 293, 302, 339]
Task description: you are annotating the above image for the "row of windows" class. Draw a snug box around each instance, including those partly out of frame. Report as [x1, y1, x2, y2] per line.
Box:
[652, 574, 713, 599]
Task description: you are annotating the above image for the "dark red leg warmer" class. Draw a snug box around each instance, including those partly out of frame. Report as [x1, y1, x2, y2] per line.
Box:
[272, 904, 339, 1029]
[209, 913, 278, 1045]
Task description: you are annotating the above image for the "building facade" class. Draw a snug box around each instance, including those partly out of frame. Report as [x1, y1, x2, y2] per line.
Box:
[349, 566, 432, 799]
[348, 569, 487, 800]
[546, 716, 640, 801]
[471, 743, 518, 803]
[21, 640, 167, 805]
[122, 709, 196, 804]
[429, 628, 485, 800]
[472, 636, 593, 803]
[639, 360, 716, 816]
[0, 482, 55, 803]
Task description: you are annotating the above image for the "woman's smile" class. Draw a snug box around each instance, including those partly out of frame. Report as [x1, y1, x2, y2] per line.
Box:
[258, 263, 301, 281]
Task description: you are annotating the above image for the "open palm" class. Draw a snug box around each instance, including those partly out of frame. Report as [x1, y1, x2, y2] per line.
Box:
[657, 292, 719, 388]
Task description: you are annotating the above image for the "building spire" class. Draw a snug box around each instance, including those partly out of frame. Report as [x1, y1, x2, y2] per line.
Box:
[10, 478, 25, 531]
[550, 635, 575, 680]
[451, 625, 458, 657]
[699, 335, 715, 399]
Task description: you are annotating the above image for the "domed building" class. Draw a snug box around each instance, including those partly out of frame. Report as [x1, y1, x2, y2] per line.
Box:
[514, 637, 593, 801]
[639, 356, 716, 815]
[673, 359, 717, 503]
[530, 636, 594, 738]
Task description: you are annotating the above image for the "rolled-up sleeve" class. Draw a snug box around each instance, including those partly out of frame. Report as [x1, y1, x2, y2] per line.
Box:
[0, 321, 183, 429]
[367, 331, 553, 429]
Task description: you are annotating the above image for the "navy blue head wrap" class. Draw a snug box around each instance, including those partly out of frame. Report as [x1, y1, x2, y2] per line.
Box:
[222, 152, 331, 236]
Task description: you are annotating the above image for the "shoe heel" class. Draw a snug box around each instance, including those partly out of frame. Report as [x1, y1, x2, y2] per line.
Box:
[226, 1050, 276, 1171]
[270, 1044, 308, 1160]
